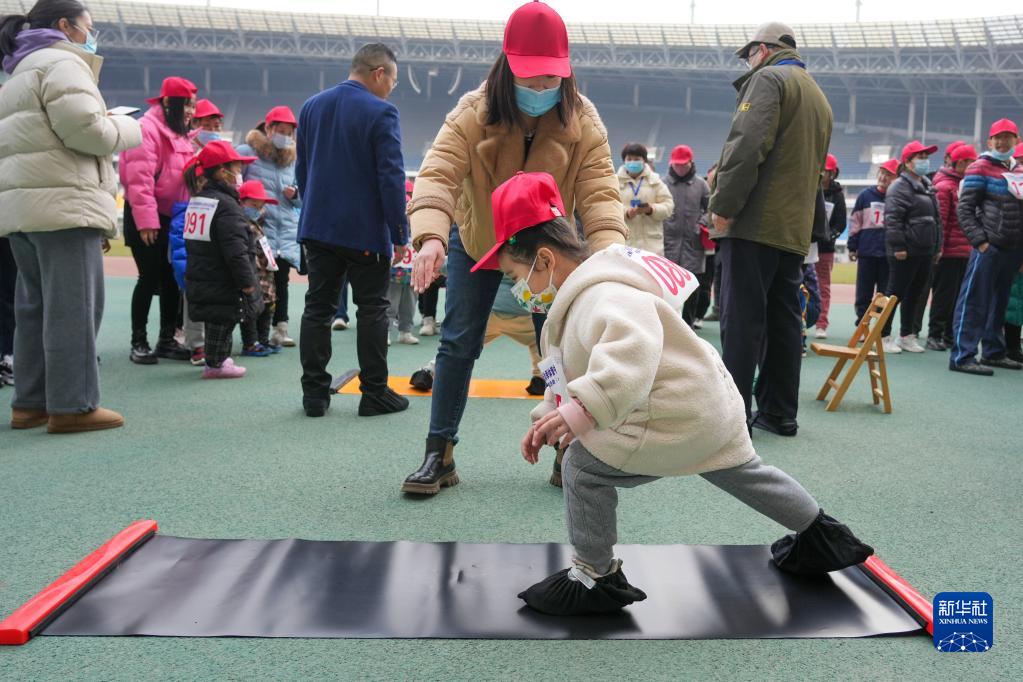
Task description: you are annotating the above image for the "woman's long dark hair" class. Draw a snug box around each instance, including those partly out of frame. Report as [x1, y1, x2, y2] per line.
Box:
[0, 0, 87, 57]
[162, 97, 191, 137]
[484, 54, 579, 130]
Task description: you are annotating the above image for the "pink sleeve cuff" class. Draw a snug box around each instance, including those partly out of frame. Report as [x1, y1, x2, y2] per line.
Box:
[558, 399, 596, 438]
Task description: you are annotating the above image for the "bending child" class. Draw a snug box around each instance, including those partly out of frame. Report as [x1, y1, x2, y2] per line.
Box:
[472, 172, 875, 616]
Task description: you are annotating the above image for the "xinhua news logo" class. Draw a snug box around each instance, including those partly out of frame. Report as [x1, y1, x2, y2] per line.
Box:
[933, 592, 993, 653]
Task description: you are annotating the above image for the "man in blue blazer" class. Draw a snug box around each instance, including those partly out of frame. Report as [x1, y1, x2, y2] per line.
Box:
[296, 43, 410, 418]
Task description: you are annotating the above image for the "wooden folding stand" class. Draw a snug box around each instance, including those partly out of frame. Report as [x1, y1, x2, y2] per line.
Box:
[811, 293, 898, 413]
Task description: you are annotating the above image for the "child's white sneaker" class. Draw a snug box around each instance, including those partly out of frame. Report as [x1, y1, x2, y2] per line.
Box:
[419, 316, 437, 336]
[331, 318, 348, 331]
[898, 334, 926, 353]
[882, 336, 902, 354]
[398, 331, 420, 345]
[814, 327, 827, 339]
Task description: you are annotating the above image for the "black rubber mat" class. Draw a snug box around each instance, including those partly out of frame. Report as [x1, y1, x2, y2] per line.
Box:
[42, 536, 924, 640]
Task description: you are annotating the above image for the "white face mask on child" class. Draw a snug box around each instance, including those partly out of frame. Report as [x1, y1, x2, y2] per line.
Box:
[511, 255, 558, 314]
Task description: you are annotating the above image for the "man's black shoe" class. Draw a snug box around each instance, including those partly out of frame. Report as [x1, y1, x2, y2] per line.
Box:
[980, 356, 1022, 370]
[155, 338, 192, 361]
[526, 375, 546, 396]
[359, 387, 410, 416]
[303, 397, 329, 417]
[925, 337, 947, 351]
[130, 342, 158, 365]
[402, 436, 458, 494]
[751, 411, 798, 437]
[950, 361, 994, 376]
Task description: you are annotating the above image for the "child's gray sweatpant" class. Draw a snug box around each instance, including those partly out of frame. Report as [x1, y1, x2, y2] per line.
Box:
[562, 441, 820, 573]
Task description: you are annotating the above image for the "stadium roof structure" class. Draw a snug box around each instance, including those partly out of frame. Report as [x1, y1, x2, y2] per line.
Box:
[2, 1, 1021, 104]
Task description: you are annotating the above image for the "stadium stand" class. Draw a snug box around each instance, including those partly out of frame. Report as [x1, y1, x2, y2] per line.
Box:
[2, 0, 1019, 176]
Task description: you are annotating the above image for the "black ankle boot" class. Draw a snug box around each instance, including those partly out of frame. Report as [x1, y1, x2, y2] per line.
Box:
[771, 509, 874, 575]
[401, 436, 458, 494]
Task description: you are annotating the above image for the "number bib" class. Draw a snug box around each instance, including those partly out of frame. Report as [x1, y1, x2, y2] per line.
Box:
[1003, 173, 1023, 200]
[538, 346, 570, 407]
[606, 244, 698, 309]
[183, 198, 218, 242]
[258, 236, 279, 272]
[869, 202, 885, 228]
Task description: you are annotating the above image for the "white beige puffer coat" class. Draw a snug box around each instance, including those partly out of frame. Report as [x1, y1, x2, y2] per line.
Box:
[0, 42, 141, 237]
[531, 247, 755, 477]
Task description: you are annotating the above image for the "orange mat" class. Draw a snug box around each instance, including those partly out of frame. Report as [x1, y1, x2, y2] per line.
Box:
[338, 376, 543, 400]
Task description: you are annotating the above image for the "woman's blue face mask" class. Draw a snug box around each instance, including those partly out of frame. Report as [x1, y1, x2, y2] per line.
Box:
[624, 160, 645, 175]
[514, 84, 562, 118]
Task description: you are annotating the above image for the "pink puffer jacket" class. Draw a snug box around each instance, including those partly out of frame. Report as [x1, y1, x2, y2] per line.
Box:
[118, 105, 194, 230]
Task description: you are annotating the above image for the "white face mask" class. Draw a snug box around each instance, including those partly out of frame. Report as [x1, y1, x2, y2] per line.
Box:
[510, 255, 558, 314]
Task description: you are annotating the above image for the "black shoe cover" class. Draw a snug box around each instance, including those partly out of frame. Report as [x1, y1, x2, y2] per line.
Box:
[519, 561, 647, 616]
[771, 509, 875, 575]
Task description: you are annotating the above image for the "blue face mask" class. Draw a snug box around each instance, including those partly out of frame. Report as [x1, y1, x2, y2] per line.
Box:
[514, 84, 562, 118]
[197, 130, 222, 145]
[271, 133, 294, 150]
[624, 160, 645, 175]
[74, 24, 98, 54]
[243, 206, 263, 222]
[912, 158, 931, 175]
[990, 148, 1014, 162]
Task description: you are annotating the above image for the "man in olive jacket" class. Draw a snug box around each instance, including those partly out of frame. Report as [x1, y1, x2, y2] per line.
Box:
[709, 22, 833, 437]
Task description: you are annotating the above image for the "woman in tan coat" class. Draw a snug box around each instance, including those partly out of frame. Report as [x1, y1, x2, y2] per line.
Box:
[402, 1, 627, 495]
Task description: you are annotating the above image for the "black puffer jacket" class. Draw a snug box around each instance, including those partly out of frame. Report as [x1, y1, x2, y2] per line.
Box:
[184, 182, 259, 324]
[884, 172, 942, 257]
[956, 154, 1023, 251]
[819, 181, 847, 254]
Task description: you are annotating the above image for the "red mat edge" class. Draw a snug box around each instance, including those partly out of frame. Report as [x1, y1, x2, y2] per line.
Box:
[0, 519, 158, 645]
[860, 555, 934, 635]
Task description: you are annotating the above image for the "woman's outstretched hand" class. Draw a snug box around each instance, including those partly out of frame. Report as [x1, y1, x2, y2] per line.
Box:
[412, 238, 445, 293]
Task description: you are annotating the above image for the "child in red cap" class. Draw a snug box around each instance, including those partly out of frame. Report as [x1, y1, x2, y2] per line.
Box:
[476, 172, 874, 616]
[181, 141, 262, 379]
[238, 180, 280, 357]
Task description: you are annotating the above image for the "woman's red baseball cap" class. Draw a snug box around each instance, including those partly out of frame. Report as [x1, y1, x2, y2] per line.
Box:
[192, 140, 257, 174]
[193, 99, 222, 119]
[502, 1, 571, 78]
[239, 180, 279, 205]
[265, 106, 298, 127]
[471, 171, 567, 272]
[900, 140, 938, 163]
[147, 76, 198, 105]
[825, 154, 839, 172]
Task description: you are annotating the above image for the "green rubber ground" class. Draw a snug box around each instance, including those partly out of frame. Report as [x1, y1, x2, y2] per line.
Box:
[1, 277, 1019, 680]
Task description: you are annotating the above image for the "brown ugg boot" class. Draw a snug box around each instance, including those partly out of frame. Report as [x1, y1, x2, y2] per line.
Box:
[47, 407, 125, 434]
[11, 408, 49, 430]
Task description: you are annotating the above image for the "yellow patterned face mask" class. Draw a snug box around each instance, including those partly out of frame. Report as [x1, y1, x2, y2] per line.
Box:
[511, 255, 558, 314]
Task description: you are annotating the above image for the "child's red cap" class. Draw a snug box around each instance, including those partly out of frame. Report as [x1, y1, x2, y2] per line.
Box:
[239, 180, 279, 205]
[471, 171, 567, 272]
[146, 76, 198, 105]
[189, 140, 257, 176]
